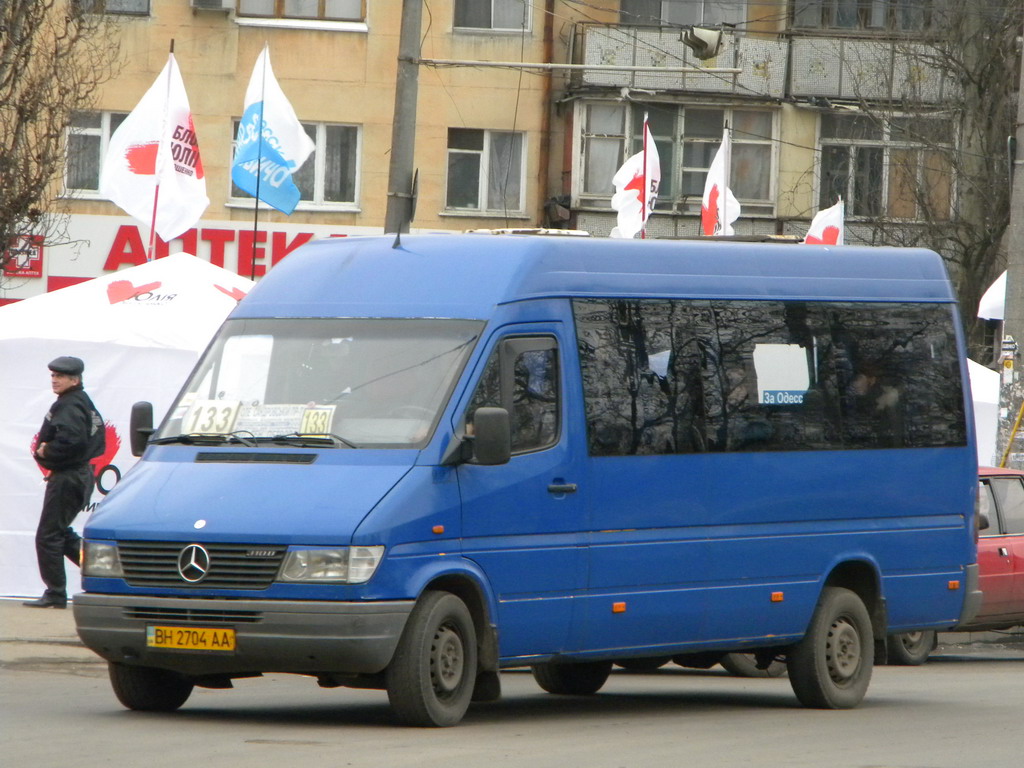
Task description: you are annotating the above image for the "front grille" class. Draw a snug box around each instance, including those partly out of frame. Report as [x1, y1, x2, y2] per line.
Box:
[123, 605, 263, 624]
[119, 541, 287, 589]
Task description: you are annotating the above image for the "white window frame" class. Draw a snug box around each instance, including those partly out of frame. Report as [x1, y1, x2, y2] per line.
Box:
[620, 0, 746, 26]
[444, 129, 527, 217]
[453, 0, 532, 32]
[817, 113, 954, 222]
[574, 101, 777, 217]
[64, 111, 127, 197]
[229, 120, 361, 211]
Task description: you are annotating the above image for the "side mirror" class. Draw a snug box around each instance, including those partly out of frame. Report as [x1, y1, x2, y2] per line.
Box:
[130, 401, 155, 457]
[472, 407, 511, 466]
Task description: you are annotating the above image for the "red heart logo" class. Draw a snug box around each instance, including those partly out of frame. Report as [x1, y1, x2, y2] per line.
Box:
[215, 284, 247, 301]
[107, 280, 162, 304]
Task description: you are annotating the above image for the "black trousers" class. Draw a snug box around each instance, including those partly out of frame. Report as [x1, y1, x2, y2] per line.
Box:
[34, 465, 93, 601]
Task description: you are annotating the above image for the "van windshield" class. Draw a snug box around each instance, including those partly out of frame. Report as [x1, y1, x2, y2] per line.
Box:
[156, 318, 482, 448]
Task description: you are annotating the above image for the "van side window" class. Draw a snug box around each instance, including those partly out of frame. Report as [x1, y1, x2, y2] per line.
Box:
[573, 298, 965, 456]
[467, 337, 560, 453]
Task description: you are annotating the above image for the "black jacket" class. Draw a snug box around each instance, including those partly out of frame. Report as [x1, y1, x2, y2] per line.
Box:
[36, 385, 105, 471]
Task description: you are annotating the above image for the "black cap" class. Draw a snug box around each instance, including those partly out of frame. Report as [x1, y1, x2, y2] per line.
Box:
[48, 356, 84, 376]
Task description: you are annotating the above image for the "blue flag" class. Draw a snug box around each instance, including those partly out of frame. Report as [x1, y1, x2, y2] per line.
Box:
[231, 47, 315, 215]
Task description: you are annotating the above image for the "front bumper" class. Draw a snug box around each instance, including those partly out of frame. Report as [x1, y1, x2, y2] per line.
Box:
[73, 593, 414, 676]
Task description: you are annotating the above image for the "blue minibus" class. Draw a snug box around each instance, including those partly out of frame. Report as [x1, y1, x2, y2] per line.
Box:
[74, 234, 981, 726]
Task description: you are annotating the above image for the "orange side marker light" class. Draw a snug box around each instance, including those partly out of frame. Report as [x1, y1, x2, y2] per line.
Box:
[612, 602, 627, 613]
[771, 592, 784, 602]
[948, 580, 960, 590]
[432, 525, 445, 535]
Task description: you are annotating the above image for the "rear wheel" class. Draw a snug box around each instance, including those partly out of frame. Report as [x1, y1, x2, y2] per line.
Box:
[531, 661, 612, 695]
[886, 630, 936, 666]
[108, 662, 193, 712]
[385, 591, 478, 727]
[720, 652, 787, 678]
[788, 586, 873, 709]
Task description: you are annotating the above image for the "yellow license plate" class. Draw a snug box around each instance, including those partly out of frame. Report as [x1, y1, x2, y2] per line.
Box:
[146, 625, 236, 652]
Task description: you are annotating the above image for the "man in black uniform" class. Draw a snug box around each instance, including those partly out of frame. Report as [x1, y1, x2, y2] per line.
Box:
[24, 356, 105, 608]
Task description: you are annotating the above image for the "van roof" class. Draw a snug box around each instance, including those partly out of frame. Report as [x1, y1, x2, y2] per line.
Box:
[234, 234, 957, 320]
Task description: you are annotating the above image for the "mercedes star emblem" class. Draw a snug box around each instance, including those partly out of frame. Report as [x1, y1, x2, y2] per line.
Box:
[177, 544, 211, 583]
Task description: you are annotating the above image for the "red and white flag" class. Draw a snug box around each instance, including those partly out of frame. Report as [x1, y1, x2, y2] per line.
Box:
[701, 128, 740, 236]
[100, 54, 209, 245]
[803, 199, 845, 245]
[610, 118, 660, 239]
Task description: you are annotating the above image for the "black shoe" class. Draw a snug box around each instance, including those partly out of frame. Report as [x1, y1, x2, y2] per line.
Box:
[23, 596, 67, 609]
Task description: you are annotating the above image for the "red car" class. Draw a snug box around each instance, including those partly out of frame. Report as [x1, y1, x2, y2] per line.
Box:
[888, 466, 1024, 664]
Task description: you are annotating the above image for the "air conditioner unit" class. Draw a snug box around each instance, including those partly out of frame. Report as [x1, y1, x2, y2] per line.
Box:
[190, 0, 232, 11]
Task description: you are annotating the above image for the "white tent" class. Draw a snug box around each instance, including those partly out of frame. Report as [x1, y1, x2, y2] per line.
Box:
[0, 253, 253, 598]
[977, 271, 1006, 320]
[968, 359, 1000, 467]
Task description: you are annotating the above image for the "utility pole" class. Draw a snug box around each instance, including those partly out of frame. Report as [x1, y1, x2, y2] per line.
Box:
[995, 18, 1024, 467]
[384, 0, 422, 235]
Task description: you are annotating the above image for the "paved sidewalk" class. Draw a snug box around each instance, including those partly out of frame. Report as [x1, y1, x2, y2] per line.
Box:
[0, 597, 98, 667]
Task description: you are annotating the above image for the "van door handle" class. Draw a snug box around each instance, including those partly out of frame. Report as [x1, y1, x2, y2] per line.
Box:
[548, 483, 578, 494]
[999, 547, 1009, 557]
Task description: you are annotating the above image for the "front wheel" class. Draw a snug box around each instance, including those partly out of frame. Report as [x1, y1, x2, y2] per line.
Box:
[108, 662, 193, 712]
[531, 661, 612, 695]
[788, 586, 873, 709]
[385, 591, 478, 727]
[886, 630, 936, 666]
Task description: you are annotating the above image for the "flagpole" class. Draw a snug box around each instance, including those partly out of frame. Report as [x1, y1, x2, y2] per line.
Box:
[148, 41, 175, 262]
[722, 122, 730, 237]
[640, 112, 648, 240]
[249, 43, 269, 281]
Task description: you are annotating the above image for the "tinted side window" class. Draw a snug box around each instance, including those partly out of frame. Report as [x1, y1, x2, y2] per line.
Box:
[573, 298, 966, 456]
[991, 477, 1024, 535]
[468, 337, 559, 453]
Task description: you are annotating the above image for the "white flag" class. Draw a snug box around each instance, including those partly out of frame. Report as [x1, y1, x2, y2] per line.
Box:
[700, 128, 740, 236]
[803, 199, 845, 245]
[100, 54, 209, 243]
[231, 46, 316, 214]
[610, 119, 660, 239]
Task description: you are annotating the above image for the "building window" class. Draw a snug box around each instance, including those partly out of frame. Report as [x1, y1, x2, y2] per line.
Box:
[237, 0, 364, 21]
[446, 129, 525, 214]
[819, 114, 952, 221]
[454, 0, 530, 31]
[66, 111, 127, 193]
[76, 0, 150, 13]
[792, 0, 934, 32]
[620, 0, 746, 26]
[579, 102, 775, 216]
[231, 121, 360, 207]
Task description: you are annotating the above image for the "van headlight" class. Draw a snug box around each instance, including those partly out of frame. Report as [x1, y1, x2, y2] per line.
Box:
[82, 541, 124, 578]
[278, 546, 384, 584]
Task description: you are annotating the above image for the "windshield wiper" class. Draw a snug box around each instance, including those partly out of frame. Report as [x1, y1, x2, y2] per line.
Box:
[149, 431, 257, 447]
[262, 432, 361, 449]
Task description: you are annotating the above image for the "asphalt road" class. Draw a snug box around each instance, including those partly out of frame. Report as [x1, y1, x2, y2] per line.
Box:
[2, 599, 1023, 768]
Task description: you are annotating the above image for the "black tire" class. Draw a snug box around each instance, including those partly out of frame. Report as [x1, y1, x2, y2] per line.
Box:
[385, 591, 478, 727]
[531, 661, 612, 695]
[720, 652, 787, 678]
[108, 662, 193, 712]
[614, 656, 671, 671]
[788, 586, 873, 709]
[886, 630, 936, 666]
